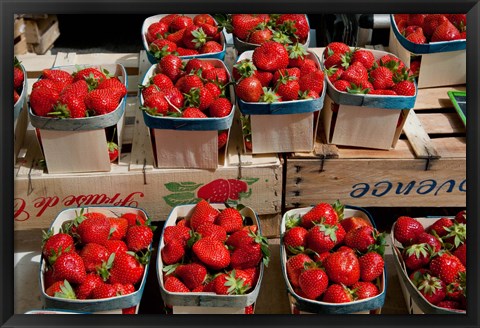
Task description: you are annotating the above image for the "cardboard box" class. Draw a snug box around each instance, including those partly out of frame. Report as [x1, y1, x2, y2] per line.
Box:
[280, 206, 386, 314]
[28, 64, 128, 174]
[390, 217, 466, 314]
[140, 59, 235, 170]
[236, 50, 325, 154]
[39, 206, 152, 314]
[142, 14, 227, 64]
[156, 204, 264, 314]
[388, 15, 466, 89]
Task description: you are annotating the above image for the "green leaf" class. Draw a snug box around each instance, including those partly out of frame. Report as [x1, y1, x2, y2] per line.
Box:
[241, 177, 259, 186]
[238, 189, 252, 200]
[164, 182, 203, 193]
[163, 193, 200, 207]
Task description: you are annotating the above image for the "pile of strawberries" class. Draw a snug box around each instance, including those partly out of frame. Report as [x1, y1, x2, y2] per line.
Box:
[234, 41, 324, 103]
[160, 200, 270, 313]
[140, 55, 233, 149]
[30, 66, 127, 119]
[393, 211, 466, 311]
[218, 14, 309, 46]
[41, 210, 154, 314]
[394, 14, 466, 44]
[283, 201, 385, 305]
[14, 57, 25, 105]
[145, 14, 223, 60]
[323, 42, 417, 96]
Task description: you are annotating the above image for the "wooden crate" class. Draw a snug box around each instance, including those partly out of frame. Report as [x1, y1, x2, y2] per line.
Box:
[285, 85, 466, 208]
[14, 17, 28, 55]
[14, 50, 282, 231]
[24, 15, 60, 55]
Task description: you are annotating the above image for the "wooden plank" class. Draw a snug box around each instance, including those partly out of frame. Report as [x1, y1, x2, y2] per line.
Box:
[403, 111, 440, 159]
[336, 139, 416, 159]
[53, 52, 76, 66]
[432, 137, 466, 158]
[14, 18, 26, 38]
[27, 16, 60, 55]
[417, 113, 465, 135]
[14, 34, 28, 56]
[285, 158, 466, 208]
[414, 85, 466, 110]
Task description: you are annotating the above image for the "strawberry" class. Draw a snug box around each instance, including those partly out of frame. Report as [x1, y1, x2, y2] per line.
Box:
[164, 276, 190, 293]
[141, 84, 162, 101]
[231, 14, 263, 41]
[453, 243, 466, 266]
[352, 281, 378, 300]
[108, 217, 128, 240]
[415, 232, 442, 253]
[394, 216, 425, 246]
[324, 66, 344, 83]
[370, 66, 395, 90]
[161, 239, 185, 265]
[209, 97, 232, 117]
[97, 77, 127, 98]
[298, 70, 324, 95]
[85, 89, 121, 115]
[14, 63, 24, 89]
[402, 243, 432, 271]
[196, 179, 230, 203]
[216, 208, 243, 234]
[147, 21, 169, 42]
[163, 225, 191, 246]
[50, 90, 87, 119]
[14, 90, 19, 103]
[333, 80, 351, 92]
[252, 70, 272, 87]
[170, 15, 194, 32]
[158, 54, 184, 83]
[247, 25, 273, 44]
[286, 253, 313, 287]
[436, 300, 463, 311]
[175, 263, 207, 290]
[163, 87, 185, 112]
[42, 69, 74, 91]
[446, 272, 466, 301]
[205, 82, 222, 100]
[42, 232, 74, 265]
[76, 214, 111, 245]
[407, 14, 427, 27]
[323, 52, 347, 70]
[368, 89, 397, 95]
[283, 226, 308, 253]
[30, 86, 60, 117]
[160, 14, 180, 26]
[431, 20, 461, 42]
[341, 61, 369, 86]
[126, 225, 153, 252]
[301, 201, 342, 229]
[359, 252, 384, 282]
[182, 25, 208, 50]
[276, 14, 309, 42]
[323, 284, 354, 303]
[192, 237, 230, 270]
[236, 76, 263, 102]
[225, 230, 253, 249]
[142, 93, 169, 116]
[80, 243, 110, 273]
[299, 89, 320, 100]
[213, 271, 250, 295]
[324, 42, 351, 59]
[199, 41, 223, 54]
[324, 250, 360, 286]
[193, 14, 216, 26]
[252, 41, 289, 72]
[406, 31, 427, 44]
[417, 273, 447, 305]
[429, 253, 465, 284]
[340, 216, 372, 233]
[194, 222, 227, 242]
[150, 74, 174, 92]
[427, 218, 453, 238]
[306, 223, 345, 254]
[409, 60, 421, 77]
[350, 49, 375, 70]
[150, 38, 178, 59]
[46, 280, 77, 299]
[298, 267, 329, 300]
[446, 14, 466, 32]
[122, 213, 146, 226]
[75, 273, 103, 299]
[113, 283, 135, 296]
[344, 226, 376, 253]
[109, 252, 145, 285]
[454, 210, 466, 224]
[216, 130, 229, 149]
[230, 243, 262, 269]
[52, 252, 87, 284]
[424, 15, 450, 39]
[91, 283, 117, 299]
[231, 269, 255, 291]
[184, 59, 204, 74]
[409, 268, 432, 287]
[276, 74, 300, 101]
[189, 200, 220, 231]
[104, 240, 128, 254]
[442, 222, 466, 248]
[392, 80, 416, 96]
[184, 87, 214, 112]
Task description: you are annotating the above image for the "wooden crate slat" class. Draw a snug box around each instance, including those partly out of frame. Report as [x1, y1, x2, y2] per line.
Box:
[53, 52, 77, 66]
[403, 111, 441, 159]
[336, 139, 416, 159]
[431, 137, 466, 159]
[417, 113, 465, 135]
[414, 85, 466, 111]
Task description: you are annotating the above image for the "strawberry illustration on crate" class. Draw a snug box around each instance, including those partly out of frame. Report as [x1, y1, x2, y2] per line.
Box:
[162, 177, 259, 208]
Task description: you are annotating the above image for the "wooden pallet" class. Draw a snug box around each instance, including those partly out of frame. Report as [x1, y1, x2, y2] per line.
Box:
[14, 17, 28, 55]
[285, 84, 466, 208]
[24, 15, 60, 55]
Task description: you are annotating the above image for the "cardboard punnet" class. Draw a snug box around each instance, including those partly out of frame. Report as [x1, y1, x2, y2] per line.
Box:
[236, 50, 326, 154]
[388, 15, 466, 89]
[28, 64, 128, 174]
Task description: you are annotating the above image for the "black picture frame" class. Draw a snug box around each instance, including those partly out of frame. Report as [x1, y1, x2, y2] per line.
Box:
[1, 1, 479, 327]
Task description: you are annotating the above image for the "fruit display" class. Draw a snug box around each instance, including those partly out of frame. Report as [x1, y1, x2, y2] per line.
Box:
[139, 56, 234, 151]
[14, 57, 26, 106]
[216, 14, 310, 53]
[39, 207, 153, 314]
[393, 14, 466, 44]
[142, 14, 226, 63]
[322, 42, 417, 97]
[280, 202, 386, 314]
[157, 201, 269, 314]
[29, 65, 127, 119]
[391, 212, 467, 313]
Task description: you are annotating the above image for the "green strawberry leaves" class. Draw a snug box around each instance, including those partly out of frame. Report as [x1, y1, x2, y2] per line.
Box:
[165, 182, 203, 193]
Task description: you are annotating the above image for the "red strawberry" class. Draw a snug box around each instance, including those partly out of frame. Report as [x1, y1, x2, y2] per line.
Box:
[14, 90, 20, 103]
[409, 60, 421, 77]
[109, 252, 145, 285]
[73, 67, 107, 86]
[352, 281, 379, 299]
[143, 93, 169, 116]
[85, 89, 121, 115]
[341, 61, 369, 87]
[215, 208, 243, 234]
[344, 226, 377, 253]
[218, 130, 228, 149]
[163, 87, 185, 112]
[170, 15, 194, 32]
[14, 65, 24, 89]
[163, 225, 191, 246]
[252, 70, 273, 87]
[231, 14, 263, 41]
[333, 80, 351, 92]
[197, 179, 230, 203]
[230, 243, 262, 269]
[283, 226, 308, 253]
[158, 54, 184, 82]
[46, 280, 77, 299]
[446, 14, 466, 32]
[428, 218, 453, 238]
[91, 283, 117, 299]
[453, 244, 466, 266]
[189, 200, 220, 230]
[403, 243, 432, 271]
[236, 76, 263, 102]
[122, 213, 146, 226]
[324, 250, 360, 286]
[286, 253, 314, 288]
[359, 252, 384, 282]
[306, 223, 346, 254]
[141, 84, 162, 101]
[407, 14, 427, 27]
[446, 272, 466, 301]
[370, 66, 395, 90]
[126, 225, 153, 252]
[150, 73, 174, 92]
[276, 74, 300, 101]
[43, 69, 74, 91]
[108, 217, 128, 240]
[340, 216, 372, 233]
[247, 25, 273, 44]
[192, 237, 230, 270]
[213, 271, 250, 295]
[175, 263, 207, 290]
[431, 20, 461, 42]
[298, 70, 325, 95]
[108, 141, 119, 162]
[209, 97, 232, 117]
[351, 49, 375, 70]
[368, 89, 396, 95]
[53, 252, 87, 284]
[50, 90, 87, 119]
[103, 240, 128, 254]
[415, 232, 442, 253]
[147, 21, 169, 42]
[185, 87, 214, 112]
[165, 28, 185, 44]
[394, 216, 425, 246]
[97, 77, 127, 98]
[193, 14, 216, 26]
[392, 80, 416, 96]
[184, 58, 204, 74]
[323, 52, 346, 70]
[178, 74, 204, 94]
[409, 268, 432, 287]
[80, 243, 110, 273]
[406, 31, 427, 44]
[324, 42, 351, 59]
[75, 273, 103, 299]
[204, 82, 222, 100]
[76, 214, 111, 245]
[416, 273, 446, 305]
[299, 89, 320, 100]
[161, 239, 185, 265]
[225, 229, 253, 249]
[164, 276, 190, 293]
[298, 267, 329, 300]
[182, 25, 208, 50]
[43, 269, 58, 290]
[429, 253, 466, 284]
[195, 222, 227, 242]
[228, 179, 248, 200]
[42, 232, 75, 265]
[454, 210, 466, 224]
[30, 86, 60, 117]
[436, 300, 463, 311]
[276, 14, 309, 42]
[113, 283, 135, 296]
[301, 202, 341, 229]
[199, 41, 223, 54]
[325, 66, 344, 83]
[323, 284, 354, 303]
[252, 41, 289, 72]
[176, 47, 199, 56]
